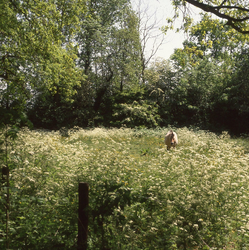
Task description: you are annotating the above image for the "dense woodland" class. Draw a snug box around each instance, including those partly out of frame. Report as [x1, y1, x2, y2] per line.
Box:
[1, 0, 249, 134]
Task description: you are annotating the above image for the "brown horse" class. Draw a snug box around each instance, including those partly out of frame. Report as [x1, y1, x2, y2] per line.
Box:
[165, 130, 178, 150]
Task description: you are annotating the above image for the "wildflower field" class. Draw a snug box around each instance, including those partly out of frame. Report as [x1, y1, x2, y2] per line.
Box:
[1, 127, 249, 249]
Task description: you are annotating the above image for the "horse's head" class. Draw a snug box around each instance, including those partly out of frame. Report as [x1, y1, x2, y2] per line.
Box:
[171, 133, 175, 145]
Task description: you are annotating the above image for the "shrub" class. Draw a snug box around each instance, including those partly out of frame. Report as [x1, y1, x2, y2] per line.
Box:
[111, 100, 161, 128]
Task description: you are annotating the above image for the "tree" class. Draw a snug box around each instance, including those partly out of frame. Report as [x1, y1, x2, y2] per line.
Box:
[108, 7, 142, 92]
[187, 14, 246, 58]
[222, 47, 249, 133]
[132, 0, 165, 84]
[167, 15, 249, 133]
[23, 0, 144, 128]
[144, 58, 186, 126]
[74, 0, 143, 126]
[169, 0, 249, 34]
[0, 0, 85, 128]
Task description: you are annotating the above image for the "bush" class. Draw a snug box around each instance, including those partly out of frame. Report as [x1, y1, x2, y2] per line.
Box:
[111, 100, 161, 128]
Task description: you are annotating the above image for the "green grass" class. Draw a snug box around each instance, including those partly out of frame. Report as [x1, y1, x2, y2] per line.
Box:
[1, 127, 249, 249]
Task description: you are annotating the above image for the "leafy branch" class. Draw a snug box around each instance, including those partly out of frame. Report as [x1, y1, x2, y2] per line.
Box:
[173, 0, 249, 34]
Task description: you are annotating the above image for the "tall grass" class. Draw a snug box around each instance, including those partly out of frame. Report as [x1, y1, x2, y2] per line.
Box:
[1, 127, 249, 249]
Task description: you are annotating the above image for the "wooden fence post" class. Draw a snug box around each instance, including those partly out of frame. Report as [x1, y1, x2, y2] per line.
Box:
[77, 182, 89, 250]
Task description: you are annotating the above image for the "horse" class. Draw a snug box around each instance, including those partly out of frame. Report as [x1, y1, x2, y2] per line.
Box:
[165, 130, 178, 150]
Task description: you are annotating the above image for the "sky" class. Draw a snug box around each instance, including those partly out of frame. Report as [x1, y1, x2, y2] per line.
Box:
[131, 0, 201, 61]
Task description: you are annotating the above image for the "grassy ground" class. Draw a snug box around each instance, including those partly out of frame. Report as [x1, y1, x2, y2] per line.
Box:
[1, 127, 249, 249]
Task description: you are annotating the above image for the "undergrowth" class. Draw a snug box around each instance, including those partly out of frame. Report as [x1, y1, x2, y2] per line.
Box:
[1, 127, 249, 249]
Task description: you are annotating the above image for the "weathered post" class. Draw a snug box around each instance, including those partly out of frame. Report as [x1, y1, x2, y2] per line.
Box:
[2, 166, 10, 249]
[78, 182, 89, 250]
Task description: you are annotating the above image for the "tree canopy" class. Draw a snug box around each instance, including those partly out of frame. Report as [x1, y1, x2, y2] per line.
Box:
[1, 0, 249, 134]
[0, 0, 85, 128]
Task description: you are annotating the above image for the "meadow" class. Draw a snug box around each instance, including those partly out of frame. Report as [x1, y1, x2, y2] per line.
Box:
[1, 126, 249, 249]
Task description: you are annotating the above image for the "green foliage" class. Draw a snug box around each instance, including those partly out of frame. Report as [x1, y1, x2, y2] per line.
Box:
[23, 0, 142, 129]
[2, 0, 249, 136]
[111, 100, 160, 128]
[160, 16, 249, 134]
[1, 127, 249, 249]
[166, 0, 249, 34]
[0, 0, 86, 129]
[218, 48, 249, 133]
